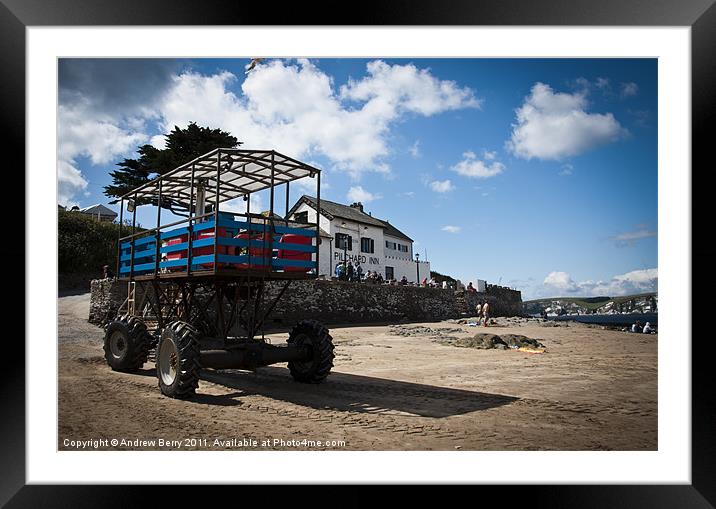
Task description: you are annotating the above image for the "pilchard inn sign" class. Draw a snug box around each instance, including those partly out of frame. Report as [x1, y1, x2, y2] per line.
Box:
[333, 251, 381, 265]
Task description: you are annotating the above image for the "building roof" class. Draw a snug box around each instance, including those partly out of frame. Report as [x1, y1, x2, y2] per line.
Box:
[289, 195, 413, 242]
[377, 219, 413, 242]
[291, 196, 386, 227]
[79, 204, 117, 217]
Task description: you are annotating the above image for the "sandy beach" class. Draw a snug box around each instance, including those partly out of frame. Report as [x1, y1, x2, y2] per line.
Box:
[58, 293, 657, 451]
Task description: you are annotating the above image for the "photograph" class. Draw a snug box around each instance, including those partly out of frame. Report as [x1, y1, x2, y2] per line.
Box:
[57, 56, 659, 452]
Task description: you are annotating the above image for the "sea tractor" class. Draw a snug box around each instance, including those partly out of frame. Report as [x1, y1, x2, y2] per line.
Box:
[103, 148, 334, 398]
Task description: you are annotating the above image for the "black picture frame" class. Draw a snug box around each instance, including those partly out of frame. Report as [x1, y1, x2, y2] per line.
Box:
[4, 0, 712, 505]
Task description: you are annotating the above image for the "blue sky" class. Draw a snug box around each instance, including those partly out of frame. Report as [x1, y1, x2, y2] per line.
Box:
[58, 58, 657, 299]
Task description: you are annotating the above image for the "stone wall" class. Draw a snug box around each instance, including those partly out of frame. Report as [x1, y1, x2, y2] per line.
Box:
[263, 280, 458, 325]
[89, 278, 522, 326]
[89, 278, 141, 325]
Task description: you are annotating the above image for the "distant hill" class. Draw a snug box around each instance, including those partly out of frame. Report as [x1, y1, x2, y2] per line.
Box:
[523, 292, 658, 316]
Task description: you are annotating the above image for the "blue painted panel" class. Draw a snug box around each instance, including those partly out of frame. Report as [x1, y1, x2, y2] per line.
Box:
[120, 252, 155, 262]
[160, 237, 215, 253]
[120, 262, 156, 273]
[216, 217, 318, 237]
[160, 220, 216, 240]
[159, 258, 187, 268]
[121, 236, 156, 250]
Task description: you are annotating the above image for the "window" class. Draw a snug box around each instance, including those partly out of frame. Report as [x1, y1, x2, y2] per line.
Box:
[361, 237, 374, 253]
[397, 244, 409, 253]
[335, 233, 352, 250]
[294, 211, 309, 224]
[385, 241, 396, 250]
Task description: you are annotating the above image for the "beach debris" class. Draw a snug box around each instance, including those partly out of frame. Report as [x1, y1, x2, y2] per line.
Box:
[442, 333, 546, 352]
[388, 325, 463, 340]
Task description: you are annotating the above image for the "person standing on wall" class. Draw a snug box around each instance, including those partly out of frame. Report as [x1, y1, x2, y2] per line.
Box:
[354, 261, 363, 282]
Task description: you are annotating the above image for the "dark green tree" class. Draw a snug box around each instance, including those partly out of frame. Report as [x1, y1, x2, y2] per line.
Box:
[103, 123, 240, 200]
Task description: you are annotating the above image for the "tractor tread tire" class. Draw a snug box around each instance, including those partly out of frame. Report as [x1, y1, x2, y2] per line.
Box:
[287, 319, 334, 383]
[103, 315, 151, 372]
[157, 321, 201, 399]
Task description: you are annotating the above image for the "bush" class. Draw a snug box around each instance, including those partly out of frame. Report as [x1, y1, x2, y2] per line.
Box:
[58, 210, 139, 275]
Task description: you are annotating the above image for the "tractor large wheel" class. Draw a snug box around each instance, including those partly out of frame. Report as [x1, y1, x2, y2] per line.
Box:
[156, 321, 201, 398]
[287, 320, 335, 383]
[103, 315, 151, 372]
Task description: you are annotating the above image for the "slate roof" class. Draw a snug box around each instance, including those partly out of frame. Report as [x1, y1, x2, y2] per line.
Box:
[79, 204, 117, 218]
[377, 219, 413, 242]
[289, 195, 413, 242]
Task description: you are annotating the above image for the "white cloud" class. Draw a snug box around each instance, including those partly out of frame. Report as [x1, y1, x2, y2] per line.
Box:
[595, 77, 610, 91]
[543, 271, 578, 293]
[541, 268, 657, 297]
[222, 193, 264, 215]
[506, 82, 626, 161]
[441, 225, 462, 233]
[611, 229, 656, 246]
[150, 134, 167, 149]
[157, 60, 480, 179]
[482, 150, 497, 160]
[451, 150, 505, 179]
[57, 59, 480, 206]
[58, 98, 149, 205]
[429, 179, 455, 193]
[620, 82, 639, 98]
[409, 140, 421, 158]
[347, 185, 380, 203]
[339, 59, 482, 115]
[291, 175, 324, 196]
[559, 163, 574, 176]
[57, 160, 88, 207]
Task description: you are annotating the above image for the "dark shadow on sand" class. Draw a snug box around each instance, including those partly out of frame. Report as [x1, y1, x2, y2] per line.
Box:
[197, 366, 517, 418]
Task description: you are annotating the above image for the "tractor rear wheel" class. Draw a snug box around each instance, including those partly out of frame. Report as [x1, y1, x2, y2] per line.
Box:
[103, 315, 151, 372]
[156, 321, 201, 398]
[287, 320, 334, 383]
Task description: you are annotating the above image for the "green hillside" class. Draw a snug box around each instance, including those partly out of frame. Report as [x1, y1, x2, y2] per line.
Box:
[524, 292, 658, 314]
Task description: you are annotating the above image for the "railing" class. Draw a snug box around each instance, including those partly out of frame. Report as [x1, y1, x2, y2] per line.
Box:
[118, 210, 318, 278]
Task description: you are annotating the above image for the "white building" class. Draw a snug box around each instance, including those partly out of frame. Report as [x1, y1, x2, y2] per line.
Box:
[287, 196, 430, 282]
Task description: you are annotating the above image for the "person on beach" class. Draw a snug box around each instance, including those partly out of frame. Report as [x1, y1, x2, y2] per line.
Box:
[643, 322, 653, 334]
[475, 300, 483, 322]
[631, 320, 643, 333]
[482, 301, 490, 326]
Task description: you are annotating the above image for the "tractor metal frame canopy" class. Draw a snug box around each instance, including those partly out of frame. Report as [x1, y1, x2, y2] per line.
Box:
[120, 148, 320, 211]
[116, 148, 322, 282]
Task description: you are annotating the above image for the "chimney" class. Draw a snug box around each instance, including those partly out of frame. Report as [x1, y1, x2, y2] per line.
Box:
[350, 202, 364, 212]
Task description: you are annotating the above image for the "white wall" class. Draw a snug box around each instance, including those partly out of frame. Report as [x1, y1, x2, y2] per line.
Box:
[328, 220, 385, 277]
[291, 202, 331, 233]
[388, 258, 430, 283]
